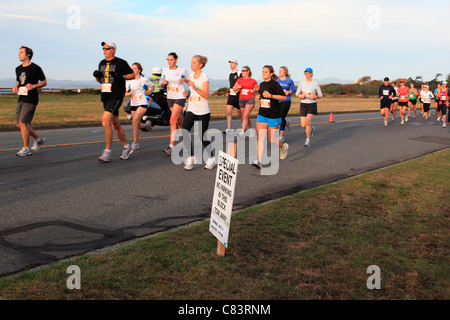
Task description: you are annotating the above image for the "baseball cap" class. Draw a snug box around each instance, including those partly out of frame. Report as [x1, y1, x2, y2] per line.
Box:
[101, 41, 116, 49]
[228, 59, 238, 64]
[443, 81, 447, 85]
[304, 67, 313, 73]
[384, 77, 389, 81]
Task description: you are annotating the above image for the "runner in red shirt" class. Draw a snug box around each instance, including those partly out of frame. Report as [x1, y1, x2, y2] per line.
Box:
[397, 79, 410, 125]
[233, 66, 259, 135]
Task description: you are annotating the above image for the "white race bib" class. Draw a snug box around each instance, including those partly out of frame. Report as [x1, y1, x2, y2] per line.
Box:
[260, 99, 271, 108]
[241, 89, 249, 95]
[168, 84, 179, 93]
[230, 89, 237, 96]
[189, 96, 201, 103]
[441, 96, 447, 101]
[101, 83, 112, 93]
[383, 90, 389, 96]
[18, 87, 28, 96]
[131, 94, 142, 101]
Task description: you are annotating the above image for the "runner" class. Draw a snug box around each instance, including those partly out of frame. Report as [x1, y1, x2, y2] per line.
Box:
[378, 77, 396, 127]
[276, 66, 297, 142]
[420, 84, 425, 116]
[408, 83, 418, 118]
[296, 67, 322, 147]
[437, 81, 448, 128]
[225, 59, 242, 134]
[233, 66, 259, 135]
[93, 41, 134, 162]
[435, 84, 442, 121]
[13, 46, 47, 157]
[183, 55, 215, 170]
[124, 62, 154, 154]
[252, 65, 288, 169]
[161, 52, 189, 155]
[390, 81, 399, 122]
[397, 79, 410, 125]
[420, 85, 434, 119]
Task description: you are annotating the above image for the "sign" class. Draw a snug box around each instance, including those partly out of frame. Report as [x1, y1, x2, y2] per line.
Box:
[209, 150, 238, 248]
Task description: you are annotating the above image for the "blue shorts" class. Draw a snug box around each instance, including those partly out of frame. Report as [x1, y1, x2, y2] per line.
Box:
[257, 115, 281, 128]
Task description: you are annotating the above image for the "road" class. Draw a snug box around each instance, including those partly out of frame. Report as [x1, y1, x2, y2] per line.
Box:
[0, 112, 449, 276]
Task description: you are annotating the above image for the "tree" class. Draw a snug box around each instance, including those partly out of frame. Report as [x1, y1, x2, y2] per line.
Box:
[356, 76, 371, 85]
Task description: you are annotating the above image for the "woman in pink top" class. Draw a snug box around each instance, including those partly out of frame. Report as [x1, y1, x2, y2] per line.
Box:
[233, 66, 259, 134]
[397, 79, 410, 125]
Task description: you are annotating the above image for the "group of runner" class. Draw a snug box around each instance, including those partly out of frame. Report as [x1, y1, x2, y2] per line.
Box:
[379, 77, 449, 128]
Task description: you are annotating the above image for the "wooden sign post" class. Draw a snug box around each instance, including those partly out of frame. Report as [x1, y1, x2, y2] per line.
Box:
[210, 142, 238, 256]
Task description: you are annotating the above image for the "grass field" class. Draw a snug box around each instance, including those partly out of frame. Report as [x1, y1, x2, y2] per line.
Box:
[0, 93, 380, 128]
[0, 149, 448, 300]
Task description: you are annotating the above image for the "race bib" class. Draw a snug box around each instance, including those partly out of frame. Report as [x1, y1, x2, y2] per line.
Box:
[101, 83, 112, 93]
[260, 99, 271, 108]
[241, 89, 249, 95]
[168, 85, 179, 93]
[441, 96, 447, 101]
[18, 87, 28, 96]
[383, 90, 389, 96]
[189, 96, 201, 102]
[230, 89, 237, 96]
[131, 94, 142, 101]
[409, 93, 414, 98]
[400, 95, 406, 100]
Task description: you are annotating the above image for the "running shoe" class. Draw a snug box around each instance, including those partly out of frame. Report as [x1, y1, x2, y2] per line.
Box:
[98, 149, 112, 162]
[304, 138, 311, 148]
[311, 126, 315, 138]
[163, 145, 173, 155]
[184, 156, 194, 170]
[251, 159, 262, 169]
[16, 147, 32, 157]
[204, 156, 216, 170]
[384, 122, 388, 127]
[120, 145, 132, 160]
[401, 121, 405, 125]
[443, 123, 447, 128]
[286, 119, 291, 132]
[280, 143, 289, 160]
[280, 136, 286, 143]
[437, 117, 441, 122]
[31, 137, 46, 151]
[145, 120, 153, 132]
[129, 142, 140, 155]
[225, 128, 233, 134]
[405, 115, 409, 122]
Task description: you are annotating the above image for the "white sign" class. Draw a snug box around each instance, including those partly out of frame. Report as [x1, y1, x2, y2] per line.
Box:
[209, 150, 238, 247]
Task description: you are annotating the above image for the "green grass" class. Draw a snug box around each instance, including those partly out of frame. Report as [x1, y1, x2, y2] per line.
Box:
[0, 149, 448, 300]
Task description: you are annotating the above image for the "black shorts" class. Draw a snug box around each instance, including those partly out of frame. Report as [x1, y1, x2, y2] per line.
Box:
[398, 101, 408, 107]
[227, 95, 240, 109]
[380, 99, 391, 109]
[409, 99, 417, 105]
[440, 105, 448, 116]
[130, 104, 147, 112]
[300, 102, 318, 116]
[16, 102, 37, 124]
[423, 103, 430, 112]
[167, 98, 186, 108]
[103, 99, 123, 116]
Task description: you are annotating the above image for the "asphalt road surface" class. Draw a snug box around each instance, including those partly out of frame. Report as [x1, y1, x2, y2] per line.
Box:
[1, 112, 449, 276]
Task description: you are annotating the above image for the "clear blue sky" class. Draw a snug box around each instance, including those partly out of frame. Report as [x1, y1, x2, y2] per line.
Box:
[1, 0, 449, 83]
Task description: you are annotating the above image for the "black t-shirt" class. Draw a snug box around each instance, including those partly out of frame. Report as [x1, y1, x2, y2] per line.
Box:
[229, 71, 241, 88]
[15, 62, 46, 105]
[258, 79, 286, 118]
[97, 57, 133, 102]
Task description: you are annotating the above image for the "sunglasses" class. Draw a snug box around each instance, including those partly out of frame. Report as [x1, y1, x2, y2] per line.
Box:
[242, 69, 249, 72]
[103, 47, 113, 51]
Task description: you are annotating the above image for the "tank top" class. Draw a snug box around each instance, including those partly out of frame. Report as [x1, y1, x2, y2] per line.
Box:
[408, 88, 417, 100]
[438, 88, 448, 103]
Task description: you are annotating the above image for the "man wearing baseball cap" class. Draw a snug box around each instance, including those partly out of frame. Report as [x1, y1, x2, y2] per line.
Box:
[225, 59, 242, 133]
[378, 77, 396, 127]
[93, 41, 134, 161]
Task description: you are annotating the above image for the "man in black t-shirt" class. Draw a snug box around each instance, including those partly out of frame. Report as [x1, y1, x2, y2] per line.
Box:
[13, 46, 47, 157]
[93, 41, 134, 161]
[225, 59, 242, 133]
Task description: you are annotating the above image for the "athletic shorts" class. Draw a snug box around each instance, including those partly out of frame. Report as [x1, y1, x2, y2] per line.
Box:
[423, 103, 430, 112]
[380, 99, 391, 109]
[391, 99, 398, 104]
[16, 102, 37, 124]
[239, 98, 255, 109]
[103, 99, 123, 116]
[300, 102, 318, 116]
[227, 95, 240, 109]
[256, 115, 281, 128]
[130, 104, 147, 112]
[167, 98, 186, 109]
[409, 99, 417, 105]
[440, 105, 448, 116]
[398, 101, 408, 107]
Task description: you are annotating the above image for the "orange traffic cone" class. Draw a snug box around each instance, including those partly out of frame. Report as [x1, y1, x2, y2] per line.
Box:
[329, 113, 335, 123]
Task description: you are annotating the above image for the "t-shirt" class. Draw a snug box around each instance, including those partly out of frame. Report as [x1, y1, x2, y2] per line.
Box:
[398, 86, 410, 102]
[161, 67, 189, 100]
[228, 70, 240, 96]
[378, 84, 396, 101]
[236, 77, 258, 100]
[125, 77, 152, 106]
[98, 57, 133, 102]
[296, 80, 322, 104]
[187, 71, 210, 115]
[276, 77, 297, 102]
[420, 91, 434, 103]
[438, 88, 448, 103]
[258, 79, 286, 119]
[15, 62, 46, 105]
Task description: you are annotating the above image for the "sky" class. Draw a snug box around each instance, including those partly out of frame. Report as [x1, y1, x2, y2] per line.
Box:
[1, 0, 450, 84]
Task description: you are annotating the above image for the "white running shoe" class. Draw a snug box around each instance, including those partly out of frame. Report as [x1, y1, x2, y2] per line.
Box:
[443, 123, 447, 128]
[31, 137, 46, 151]
[405, 115, 409, 122]
[384, 121, 388, 127]
[225, 128, 233, 134]
[98, 149, 112, 162]
[251, 159, 262, 169]
[401, 121, 405, 125]
[16, 147, 32, 157]
[280, 143, 289, 160]
[129, 142, 140, 155]
[304, 138, 311, 148]
[437, 117, 441, 122]
[204, 156, 216, 170]
[184, 156, 194, 170]
[145, 120, 153, 132]
[120, 145, 132, 160]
